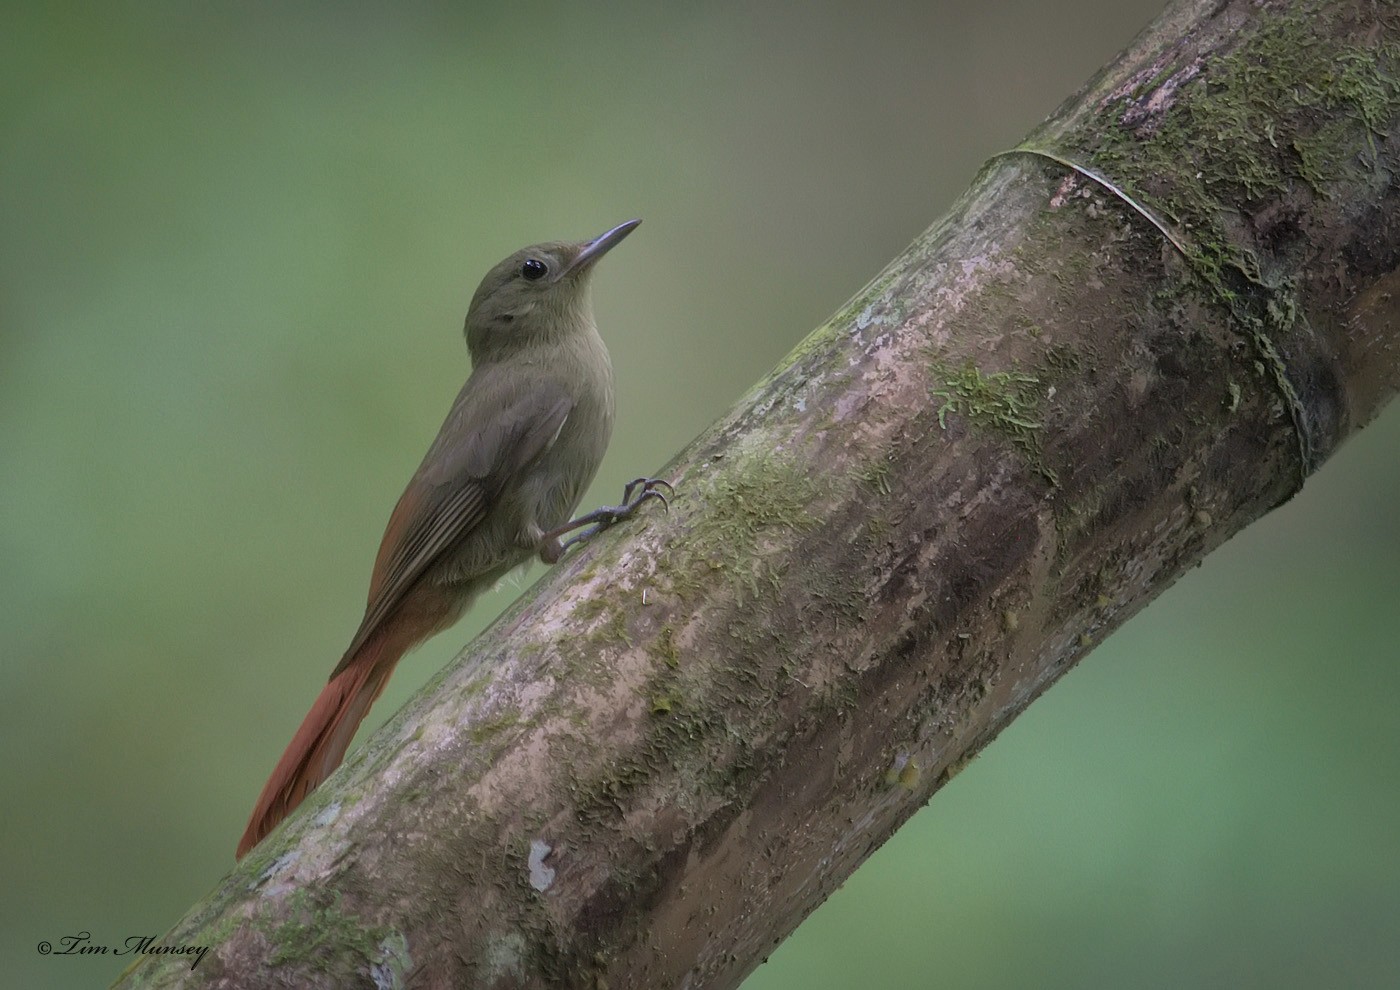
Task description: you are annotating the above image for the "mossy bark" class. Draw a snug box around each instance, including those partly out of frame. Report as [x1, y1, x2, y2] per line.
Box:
[115, 0, 1400, 987]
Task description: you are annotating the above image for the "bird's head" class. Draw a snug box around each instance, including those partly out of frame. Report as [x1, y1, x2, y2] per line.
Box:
[464, 219, 640, 360]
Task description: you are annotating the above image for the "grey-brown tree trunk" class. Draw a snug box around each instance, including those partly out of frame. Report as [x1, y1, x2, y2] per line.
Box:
[115, 0, 1400, 987]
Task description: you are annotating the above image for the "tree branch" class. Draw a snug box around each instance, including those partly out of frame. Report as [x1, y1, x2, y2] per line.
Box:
[117, 0, 1400, 986]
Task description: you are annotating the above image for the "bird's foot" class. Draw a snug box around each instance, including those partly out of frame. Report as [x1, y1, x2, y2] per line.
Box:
[539, 477, 673, 563]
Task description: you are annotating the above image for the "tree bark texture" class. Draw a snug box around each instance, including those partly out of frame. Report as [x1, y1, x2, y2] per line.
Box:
[117, 0, 1400, 987]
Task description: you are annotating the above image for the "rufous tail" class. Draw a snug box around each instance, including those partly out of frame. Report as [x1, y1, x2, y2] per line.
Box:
[236, 637, 401, 859]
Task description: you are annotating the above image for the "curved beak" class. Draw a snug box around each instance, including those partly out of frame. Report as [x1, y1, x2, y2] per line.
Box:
[559, 218, 641, 279]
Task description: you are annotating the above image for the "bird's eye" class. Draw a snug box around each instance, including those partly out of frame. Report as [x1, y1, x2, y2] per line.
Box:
[521, 258, 548, 281]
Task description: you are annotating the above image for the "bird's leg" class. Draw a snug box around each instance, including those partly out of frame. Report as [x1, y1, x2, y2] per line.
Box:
[538, 477, 673, 564]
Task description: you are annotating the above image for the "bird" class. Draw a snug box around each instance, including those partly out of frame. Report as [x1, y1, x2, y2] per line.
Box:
[236, 219, 667, 859]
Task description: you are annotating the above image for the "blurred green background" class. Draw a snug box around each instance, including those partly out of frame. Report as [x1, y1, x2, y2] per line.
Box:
[4, 1, 1398, 987]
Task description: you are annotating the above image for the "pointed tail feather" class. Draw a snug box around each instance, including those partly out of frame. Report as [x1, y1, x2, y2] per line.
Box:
[236, 642, 398, 859]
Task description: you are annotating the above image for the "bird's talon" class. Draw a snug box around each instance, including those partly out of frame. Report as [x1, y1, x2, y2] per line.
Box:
[639, 488, 669, 512]
[623, 477, 675, 510]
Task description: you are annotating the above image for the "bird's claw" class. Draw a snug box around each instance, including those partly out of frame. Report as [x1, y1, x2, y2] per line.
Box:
[622, 476, 674, 511]
[541, 477, 676, 561]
